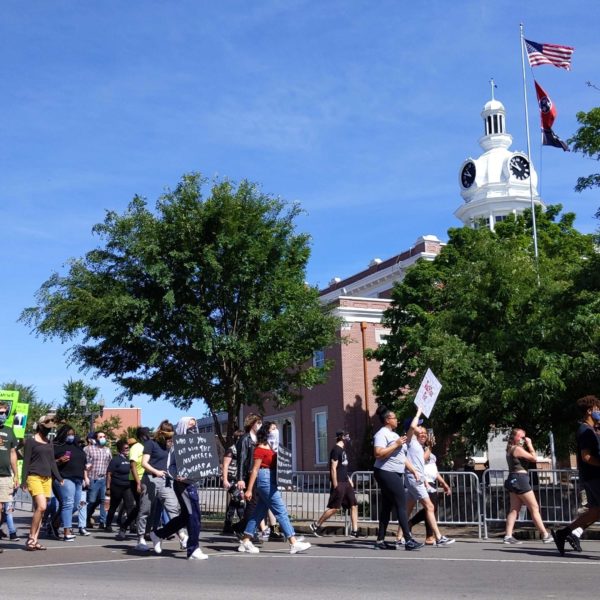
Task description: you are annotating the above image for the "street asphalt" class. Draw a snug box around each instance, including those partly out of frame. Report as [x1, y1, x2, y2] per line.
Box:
[1, 522, 599, 599]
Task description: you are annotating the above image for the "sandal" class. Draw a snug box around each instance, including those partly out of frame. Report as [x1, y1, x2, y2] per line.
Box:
[25, 537, 37, 551]
[25, 537, 47, 551]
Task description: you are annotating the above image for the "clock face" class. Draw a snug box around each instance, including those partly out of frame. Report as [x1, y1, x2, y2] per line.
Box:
[461, 161, 476, 188]
[509, 155, 530, 180]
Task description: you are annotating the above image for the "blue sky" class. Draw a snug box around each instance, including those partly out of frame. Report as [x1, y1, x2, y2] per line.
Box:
[1, 1, 599, 427]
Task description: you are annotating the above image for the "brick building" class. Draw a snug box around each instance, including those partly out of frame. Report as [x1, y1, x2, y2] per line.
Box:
[241, 235, 444, 471]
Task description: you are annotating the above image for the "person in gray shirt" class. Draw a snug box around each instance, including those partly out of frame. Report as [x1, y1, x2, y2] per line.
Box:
[404, 408, 454, 547]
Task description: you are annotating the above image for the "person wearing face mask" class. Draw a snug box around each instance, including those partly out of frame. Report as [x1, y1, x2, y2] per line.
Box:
[105, 439, 136, 534]
[0, 402, 19, 553]
[232, 413, 263, 541]
[84, 430, 112, 530]
[135, 421, 186, 552]
[221, 429, 245, 535]
[22, 414, 64, 551]
[552, 396, 600, 555]
[54, 424, 89, 541]
[310, 429, 360, 538]
[148, 417, 208, 560]
[238, 422, 311, 555]
[503, 428, 551, 544]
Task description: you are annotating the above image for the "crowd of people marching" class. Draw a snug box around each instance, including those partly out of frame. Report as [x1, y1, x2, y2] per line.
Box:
[0, 394, 599, 558]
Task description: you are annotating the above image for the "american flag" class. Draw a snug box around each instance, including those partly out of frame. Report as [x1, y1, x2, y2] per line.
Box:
[525, 39, 574, 70]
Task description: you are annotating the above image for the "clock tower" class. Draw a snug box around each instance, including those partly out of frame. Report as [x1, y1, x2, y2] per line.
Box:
[455, 94, 544, 230]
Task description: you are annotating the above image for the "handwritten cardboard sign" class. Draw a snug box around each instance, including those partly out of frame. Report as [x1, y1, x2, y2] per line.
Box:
[414, 368, 442, 418]
[173, 433, 220, 481]
[276, 444, 293, 489]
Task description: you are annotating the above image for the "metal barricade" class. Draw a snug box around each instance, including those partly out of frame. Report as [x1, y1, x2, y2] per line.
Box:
[195, 472, 334, 523]
[482, 468, 580, 539]
[12, 488, 33, 512]
[351, 470, 482, 538]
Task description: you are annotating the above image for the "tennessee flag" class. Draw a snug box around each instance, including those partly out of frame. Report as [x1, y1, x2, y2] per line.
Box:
[534, 80, 569, 151]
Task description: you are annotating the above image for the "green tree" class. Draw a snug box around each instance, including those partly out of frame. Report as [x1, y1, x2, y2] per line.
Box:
[21, 174, 339, 446]
[568, 107, 600, 215]
[0, 381, 52, 434]
[54, 379, 121, 440]
[369, 206, 598, 457]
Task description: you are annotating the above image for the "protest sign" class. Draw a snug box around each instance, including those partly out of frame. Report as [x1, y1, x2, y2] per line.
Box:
[276, 444, 293, 489]
[173, 433, 220, 481]
[413, 369, 442, 418]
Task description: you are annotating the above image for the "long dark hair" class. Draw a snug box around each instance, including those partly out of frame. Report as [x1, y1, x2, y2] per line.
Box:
[54, 423, 74, 445]
[256, 421, 275, 445]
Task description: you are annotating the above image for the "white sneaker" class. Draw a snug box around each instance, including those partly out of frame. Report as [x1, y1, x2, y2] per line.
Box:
[135, 542, 150, 552]
[188, 548, 208, 560]
[238, 540, 260, 554]
[149, 531, 162, 554]
[542, 533, 553, 544]
[179, 534, 189, 550]
[290, 541, 311, 554]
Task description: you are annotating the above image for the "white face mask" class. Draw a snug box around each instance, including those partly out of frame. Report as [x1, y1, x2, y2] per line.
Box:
[267, 429, 279, 451]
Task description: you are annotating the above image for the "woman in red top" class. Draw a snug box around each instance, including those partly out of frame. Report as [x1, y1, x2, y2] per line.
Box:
[238, 422, 310, 555]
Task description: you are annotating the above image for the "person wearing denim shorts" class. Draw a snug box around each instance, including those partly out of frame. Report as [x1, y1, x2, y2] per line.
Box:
[0, 402, 18, 553]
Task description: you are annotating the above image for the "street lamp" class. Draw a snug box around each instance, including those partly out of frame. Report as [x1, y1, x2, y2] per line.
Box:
[79, 396, 105, 433]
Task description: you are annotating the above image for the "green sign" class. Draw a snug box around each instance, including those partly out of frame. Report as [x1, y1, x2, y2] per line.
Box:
[0, 390, 29, 439]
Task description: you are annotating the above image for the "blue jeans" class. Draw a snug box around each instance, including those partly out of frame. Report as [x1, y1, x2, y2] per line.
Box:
[87, 478, 107, 525]
[244, 469, 295, 539]
[60, 478, 85, 530]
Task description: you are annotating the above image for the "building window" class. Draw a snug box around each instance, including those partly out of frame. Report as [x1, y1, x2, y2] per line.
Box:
[312, 349, 325, 368]
[375, 328, 390, 345]
[282, 419, 293, 451]
[495, 215, 507, 223]
[314, 411, 328, 465]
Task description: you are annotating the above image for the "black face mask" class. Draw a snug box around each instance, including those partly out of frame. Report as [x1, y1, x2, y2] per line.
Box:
[187, 426, 198, 434]
[38, 425, 50, 437]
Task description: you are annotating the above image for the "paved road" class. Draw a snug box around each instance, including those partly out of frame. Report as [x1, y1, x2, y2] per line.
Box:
[1, 528, 599, 599]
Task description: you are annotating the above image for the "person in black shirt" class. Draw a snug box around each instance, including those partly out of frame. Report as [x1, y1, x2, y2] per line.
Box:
[552, 395, 600, 555]
[106, 439, 136, 533]
[310, 430, 360, 537]
[54, 424, 89, 541]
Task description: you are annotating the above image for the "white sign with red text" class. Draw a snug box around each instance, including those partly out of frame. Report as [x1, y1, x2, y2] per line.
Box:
[414, 369, 442, 418]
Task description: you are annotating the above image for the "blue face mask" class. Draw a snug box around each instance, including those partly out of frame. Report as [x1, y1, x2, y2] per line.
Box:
[98, 438, 107, 447]
[591, 411, 600, 422]
[0, 414, 7, 425]
[66, 435, 75, 444]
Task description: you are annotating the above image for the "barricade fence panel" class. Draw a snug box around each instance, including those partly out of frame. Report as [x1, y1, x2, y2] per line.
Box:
[482, 468, 581, 539]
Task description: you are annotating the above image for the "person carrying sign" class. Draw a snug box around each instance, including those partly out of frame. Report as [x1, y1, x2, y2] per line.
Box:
[0, 402, 18, 553]
[404, 409, 454, 547]
[148, 417, 208, 561]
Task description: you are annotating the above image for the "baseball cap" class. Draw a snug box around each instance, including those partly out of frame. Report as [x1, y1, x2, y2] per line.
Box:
[37, 414, 57, 428]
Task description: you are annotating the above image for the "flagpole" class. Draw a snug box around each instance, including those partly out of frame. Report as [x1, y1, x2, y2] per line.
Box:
[519, 24, 540, 263]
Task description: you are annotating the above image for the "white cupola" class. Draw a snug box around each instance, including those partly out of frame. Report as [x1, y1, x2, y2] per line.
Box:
[455, 87, 544, 230]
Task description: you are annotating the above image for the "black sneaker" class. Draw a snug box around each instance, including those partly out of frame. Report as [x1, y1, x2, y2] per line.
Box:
[566, 532, 582, 552]
[309, 522, 323, 537]
[405, 538, 425, 551]
[349, 530, 362, 538]
[0, 530, 7, 539]
[104, 525, 113, 533]
[269, 530, 285, 541]
[78, 528, 91, 537]
[373, 540, 387, 550]
[9, 532, 20, 541]
[551, 528, 568, 556]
